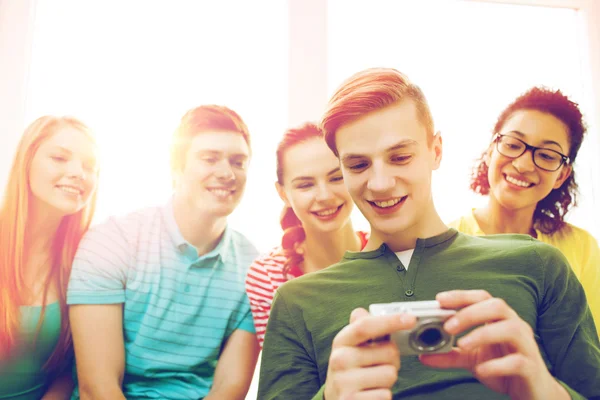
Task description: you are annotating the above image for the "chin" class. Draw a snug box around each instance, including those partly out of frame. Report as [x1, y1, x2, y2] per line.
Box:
[208, 204, 237, 218]
[51, 204, 82, 218]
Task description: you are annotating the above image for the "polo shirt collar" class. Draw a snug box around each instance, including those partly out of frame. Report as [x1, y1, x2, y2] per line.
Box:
[162, 198, 232, 263]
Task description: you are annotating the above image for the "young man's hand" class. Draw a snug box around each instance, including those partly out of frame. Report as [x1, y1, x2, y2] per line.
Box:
[323, 308, 416, 400]
[419, 290, 570, 400]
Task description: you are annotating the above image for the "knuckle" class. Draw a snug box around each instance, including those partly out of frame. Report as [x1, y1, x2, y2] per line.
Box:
[490, 297, 507, 311]
[382, 365, 398, 385]
[329, 348, 349, 371]
[518, 320, 534, 337]
[377, 390, 393, 400]
[512, 354, 528, 373]
[353, 320, 370, 339]
[384, 341, 400, 360]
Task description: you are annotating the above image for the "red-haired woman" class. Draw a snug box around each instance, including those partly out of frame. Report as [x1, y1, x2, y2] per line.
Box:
[450, 87, 600, 330]
[0, 116, 99, 399]
[245, 123, 368, 347]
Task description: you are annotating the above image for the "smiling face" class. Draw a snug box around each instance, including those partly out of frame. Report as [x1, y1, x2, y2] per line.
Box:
[174, 131, 250, 217]
[28, 126, 99, 217]
[336, 100, 442, 240]
[277, 137, 353, 235]
[486, 109, 572, 213]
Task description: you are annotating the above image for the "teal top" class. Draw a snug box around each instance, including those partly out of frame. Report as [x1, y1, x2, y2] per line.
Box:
[259, 229, 600, 400]
[67, 200, 259, 399]
[0, 302, 62, 400]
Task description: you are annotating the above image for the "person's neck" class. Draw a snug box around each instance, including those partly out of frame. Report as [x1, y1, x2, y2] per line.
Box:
[474, 197, 536, 236]
[301, 222, 361, 274]
[172, 195, 227, 256]
[365, 204, 448, 252]
[26, 202, 62, 255]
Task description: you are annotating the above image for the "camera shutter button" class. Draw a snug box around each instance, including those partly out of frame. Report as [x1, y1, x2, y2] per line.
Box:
[405, 289, 414, 297]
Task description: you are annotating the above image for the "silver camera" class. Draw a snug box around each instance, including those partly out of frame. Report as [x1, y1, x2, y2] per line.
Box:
[369, 300, 456, 356]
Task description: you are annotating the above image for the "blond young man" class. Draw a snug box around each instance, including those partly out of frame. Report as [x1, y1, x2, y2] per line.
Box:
[258, 69, 600, 400]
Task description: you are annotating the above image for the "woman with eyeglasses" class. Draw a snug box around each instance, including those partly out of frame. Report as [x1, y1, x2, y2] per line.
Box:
[450, 86, 600, 330]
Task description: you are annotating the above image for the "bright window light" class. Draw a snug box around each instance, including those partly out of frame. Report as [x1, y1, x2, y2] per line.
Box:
[27, 0, 289, 253]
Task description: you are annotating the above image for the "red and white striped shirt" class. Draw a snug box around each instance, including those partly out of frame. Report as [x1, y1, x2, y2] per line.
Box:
[245, 231, 368, 347]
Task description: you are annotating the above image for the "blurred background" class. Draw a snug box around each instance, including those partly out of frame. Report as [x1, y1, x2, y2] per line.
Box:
[1, 0, 599, 398]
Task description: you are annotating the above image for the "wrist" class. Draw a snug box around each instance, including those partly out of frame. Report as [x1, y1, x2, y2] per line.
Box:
[549, 379, 572, 400]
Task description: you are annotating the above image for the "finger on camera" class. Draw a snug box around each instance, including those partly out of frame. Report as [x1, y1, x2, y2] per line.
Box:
[473, 353, 534, 378]
[333, 313, 417, 348]
[350, 307, 371, 324]
[443, 297, 518, 335]
[436, 289, 493, 309]
[456, 319, 534, 353]
[333, 340, 401, 371]
[418, 348, 472, 370]
[333, 364, 399, 394]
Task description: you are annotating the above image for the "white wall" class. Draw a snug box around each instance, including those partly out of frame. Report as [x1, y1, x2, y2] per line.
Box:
[0, 0, 36, 191]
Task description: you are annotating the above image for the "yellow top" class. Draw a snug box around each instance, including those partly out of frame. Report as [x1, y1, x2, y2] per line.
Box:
[449, 210, 600, 331]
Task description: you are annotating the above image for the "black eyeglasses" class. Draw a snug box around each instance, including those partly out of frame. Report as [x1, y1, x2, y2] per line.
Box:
[494, 134, 570, 172]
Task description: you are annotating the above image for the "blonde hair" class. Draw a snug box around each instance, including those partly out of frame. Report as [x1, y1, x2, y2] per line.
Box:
[0, 116, 98, 373]
[321, 67, 434, 156]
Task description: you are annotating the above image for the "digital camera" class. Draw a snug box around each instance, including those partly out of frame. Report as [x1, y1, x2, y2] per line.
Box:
[369, 300, 456, 356]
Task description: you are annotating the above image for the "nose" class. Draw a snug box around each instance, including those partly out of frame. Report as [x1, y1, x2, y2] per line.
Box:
[215, 160, 235, 181]
[67, 160, 85, 180]
[367, 161, 395, 193]
[512, 150, 536, 173]
[315, 182, 335, 202]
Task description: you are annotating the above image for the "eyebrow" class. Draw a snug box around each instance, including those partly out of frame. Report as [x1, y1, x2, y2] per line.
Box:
[196, 150, 248, 158]
[291, 167, 341, 183]
[53, 146, 98, 165]
[508, 130, 565, 151]
[340, 139, 418, 163]
[53, 146, 73, 154]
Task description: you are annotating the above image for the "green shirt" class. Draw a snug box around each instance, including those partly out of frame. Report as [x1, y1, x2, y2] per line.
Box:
[0, 302, 64, 400]
[258, 229, 600, 399]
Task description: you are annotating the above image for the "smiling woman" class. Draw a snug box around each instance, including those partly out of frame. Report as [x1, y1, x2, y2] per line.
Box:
[449, 87, 600, 331]
[0, 115, 99, 399]
[245, 123, 367, 348]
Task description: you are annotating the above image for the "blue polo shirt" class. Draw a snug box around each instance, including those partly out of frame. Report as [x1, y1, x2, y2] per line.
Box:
[67, 200, 259, 399]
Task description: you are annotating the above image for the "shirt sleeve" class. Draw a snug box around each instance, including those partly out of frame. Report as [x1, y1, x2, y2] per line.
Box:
[231, 297, 256, 334]
[535, 243, 600, 398]
[245, 257, 277, 348]
[578, 232, 600, 331]
[67, 218, 131, 305]
[258, 290, 324, 400]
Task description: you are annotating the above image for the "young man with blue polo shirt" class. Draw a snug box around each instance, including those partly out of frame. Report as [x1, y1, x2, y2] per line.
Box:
[67, 105, 260, 399]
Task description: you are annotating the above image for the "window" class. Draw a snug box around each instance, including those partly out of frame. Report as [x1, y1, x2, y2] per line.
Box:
[27, 0, 289, 252]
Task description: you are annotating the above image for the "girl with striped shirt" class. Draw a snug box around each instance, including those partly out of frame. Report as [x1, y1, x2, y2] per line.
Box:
[245, 123, 367, 347]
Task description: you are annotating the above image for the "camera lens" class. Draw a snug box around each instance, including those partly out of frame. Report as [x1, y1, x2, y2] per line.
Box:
[418, 327, 443, 347]
[409, 320, 450, 353]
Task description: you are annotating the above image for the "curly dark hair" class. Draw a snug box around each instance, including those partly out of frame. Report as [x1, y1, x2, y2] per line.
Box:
[470, 87, 586, 235]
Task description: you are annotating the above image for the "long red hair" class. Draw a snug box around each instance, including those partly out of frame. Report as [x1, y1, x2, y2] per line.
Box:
[0, 116, 98, 374]
[276, 123, 323, 277]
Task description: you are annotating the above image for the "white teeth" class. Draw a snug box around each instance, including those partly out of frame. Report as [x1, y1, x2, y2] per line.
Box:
[505, 175, 532, 188]
[316, 207, 339, 217]
[57, 186, 81, 195]
[209, 189, 232, 198]
[373, 198, 402, 208]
